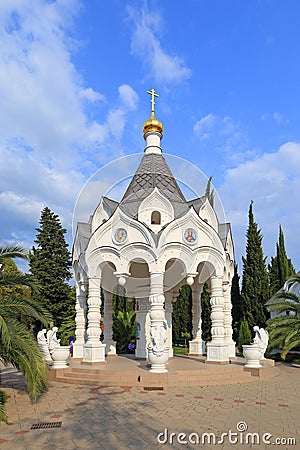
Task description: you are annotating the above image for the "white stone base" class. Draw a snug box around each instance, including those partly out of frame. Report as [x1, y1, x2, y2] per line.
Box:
[72, 342, 84, 359]
[169, 347, 174, 358]
[226, 340, 236, 358]
[189, 339, 206, 356]
[104, 340, 117, 356]
[83, 342, 106, 363]
[206, 342, 229, 363]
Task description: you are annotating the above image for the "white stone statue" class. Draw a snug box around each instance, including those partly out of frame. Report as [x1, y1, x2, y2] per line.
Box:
[149, 323, 167, 356]
[37, 328, 47, 345]
[253, 326, 269, 359]
[37, 328, 53, 363]
[47, 326, 61, 355]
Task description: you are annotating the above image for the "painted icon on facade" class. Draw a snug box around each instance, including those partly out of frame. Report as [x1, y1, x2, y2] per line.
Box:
[114, 228, 127, 243]
[184, 228, 197, 243]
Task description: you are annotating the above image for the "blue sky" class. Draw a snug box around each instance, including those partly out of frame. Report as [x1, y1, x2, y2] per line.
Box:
[0, 0, 299, 274]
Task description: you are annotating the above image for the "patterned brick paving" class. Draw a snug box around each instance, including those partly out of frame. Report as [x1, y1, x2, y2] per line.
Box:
[0, 363, 299, 449]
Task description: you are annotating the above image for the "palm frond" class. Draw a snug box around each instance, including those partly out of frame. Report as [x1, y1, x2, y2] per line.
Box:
[0, 390, 8, 424]
[273, 290, 300, 303]
[0, 245, 29, 262]
[0, 319, 48, 401]
[0, 295, 52, 326]
[0, 272, 40, 291]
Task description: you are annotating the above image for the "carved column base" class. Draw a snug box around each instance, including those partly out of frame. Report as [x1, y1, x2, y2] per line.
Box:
[148, 348, 169, 373]
[104, 339, 117, 356]
[72, 342, 84, 359]
[83, 342, 106, 363]
[206, 342, 229, 363]
[189, 339, 206, 356]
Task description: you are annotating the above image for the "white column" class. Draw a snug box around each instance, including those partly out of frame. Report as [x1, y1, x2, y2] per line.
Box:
[189, 284, 205, 355]
[83, 276, 106, 363]
[103, 290, 116, 356]
[73, 280, 87, 359]
[223, 281, 236, 357]
[164, 292, 173, 358]
[148, 272, 169, 373]
[206, 275, 229, 363]
[135, 298, 150, 359]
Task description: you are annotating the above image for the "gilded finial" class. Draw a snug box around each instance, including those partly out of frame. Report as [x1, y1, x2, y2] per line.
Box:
[143, 88, 163, 137]
[147, 88, 159, 118]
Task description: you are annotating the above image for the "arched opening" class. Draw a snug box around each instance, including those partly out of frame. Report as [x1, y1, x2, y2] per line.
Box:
[151, 210, 161, 224]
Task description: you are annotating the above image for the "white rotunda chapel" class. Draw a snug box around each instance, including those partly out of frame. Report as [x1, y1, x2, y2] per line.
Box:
[72, 90, 235, 373]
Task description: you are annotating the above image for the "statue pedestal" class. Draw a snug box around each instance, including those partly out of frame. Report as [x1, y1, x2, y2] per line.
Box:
[148, 348, 169, 373]
[83, 342, 106, 363]
[104, 339, 117, 356]
[206, 342, 229, 364]
[189, 339, 206, 356]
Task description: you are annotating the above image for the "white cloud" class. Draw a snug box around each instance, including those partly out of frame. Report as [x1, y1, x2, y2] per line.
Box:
[219, 142, 300, 271]
[261, 112, 289, 124]
[193, 114, 217, 140]
[0, 2, 139, 256]
[193, 113, 252, 165]
[118, 84, 138, 110]
[127, 5, 191, 84]
[79, 87, 106, 103]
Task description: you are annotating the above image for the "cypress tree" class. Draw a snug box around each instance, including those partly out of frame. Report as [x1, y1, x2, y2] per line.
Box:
[240, 201, 269, 328]
[172, 285, 193, 341]
[29, 207, 74, 327]
[269, 225, 295, 295]
[201, 283, 212, 341]
[231, 263, 242, 342]
[237, 318, 252, 353]
[205, 176, 214, 208]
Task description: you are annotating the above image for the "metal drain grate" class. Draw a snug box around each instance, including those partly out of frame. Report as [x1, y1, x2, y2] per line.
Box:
[31, 421, 62, 430]
[144, 386, 164, 391]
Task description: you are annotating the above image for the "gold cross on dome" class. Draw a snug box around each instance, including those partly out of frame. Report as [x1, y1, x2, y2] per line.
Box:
[147, 88, 159, 117]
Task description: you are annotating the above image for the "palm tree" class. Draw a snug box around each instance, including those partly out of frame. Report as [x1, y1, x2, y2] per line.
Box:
[266, 274, 300, 359]
[0, 245, 51, 403]
[112, 310, 136, 354]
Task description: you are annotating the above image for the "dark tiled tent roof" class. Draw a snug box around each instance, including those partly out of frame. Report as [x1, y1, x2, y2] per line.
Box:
[119, 153, 189, 219]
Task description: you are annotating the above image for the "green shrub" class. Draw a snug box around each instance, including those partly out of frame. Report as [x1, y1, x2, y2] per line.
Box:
[238, 318, 252, 353]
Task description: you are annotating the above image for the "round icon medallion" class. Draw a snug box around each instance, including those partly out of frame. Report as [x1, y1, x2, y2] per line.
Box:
[113, 228, 127, 244]
[184, 228, 197, 244]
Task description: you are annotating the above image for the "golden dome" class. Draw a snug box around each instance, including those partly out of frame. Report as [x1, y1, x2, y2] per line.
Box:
[143, 113, 164, 136]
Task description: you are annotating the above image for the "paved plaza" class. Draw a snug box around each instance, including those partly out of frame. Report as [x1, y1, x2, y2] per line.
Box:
[0, 362, 299, 449]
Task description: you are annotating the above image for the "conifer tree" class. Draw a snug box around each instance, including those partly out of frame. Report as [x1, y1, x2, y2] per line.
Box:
[231, 263, 242, 341]
[201, 283, 212, 342]
[269, 225, 295, 295]
[205, 176, 214, 208]
[172, 285, 193, 341]
[29, 207, 74, 327]
[237, 318, 252, 353]
[240, 201, 269, 328]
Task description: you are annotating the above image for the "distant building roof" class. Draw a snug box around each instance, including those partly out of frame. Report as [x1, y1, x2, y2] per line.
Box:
[265, 271, 300, 307]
